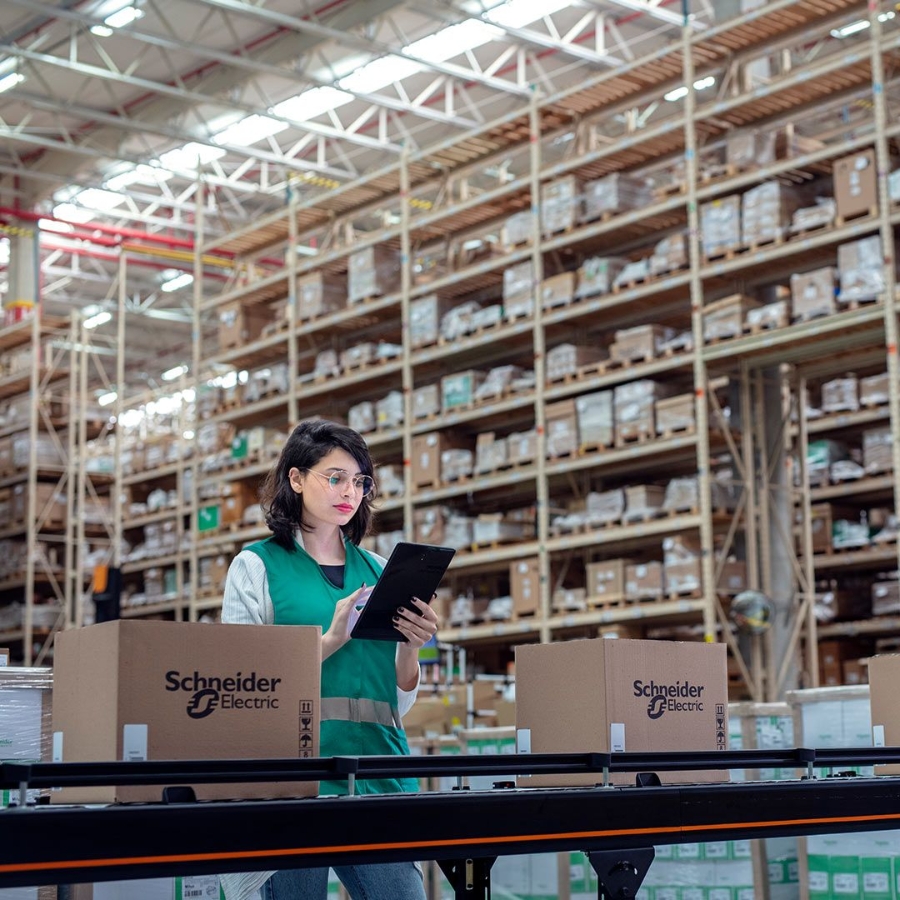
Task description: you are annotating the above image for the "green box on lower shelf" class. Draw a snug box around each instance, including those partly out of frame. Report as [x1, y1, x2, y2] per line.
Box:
[197, 504, 220, 532]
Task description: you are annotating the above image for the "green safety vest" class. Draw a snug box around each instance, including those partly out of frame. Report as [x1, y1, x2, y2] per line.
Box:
[245, 537, 418, 795]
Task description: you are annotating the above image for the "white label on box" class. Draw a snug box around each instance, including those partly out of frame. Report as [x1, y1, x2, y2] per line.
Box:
[808, 871, 828, 892]
[0, 689, 42, 758]
[123, 724, 149, 762]
[873, 724, 885, 747]
[864, 872, 889, 892]
[0, 653, 8, 666]
[516, 728, 531, 754]
[177, 874, 221, 899]
[52, 732, 63, 762]
[610, 723, 625, 753]
[832, 873, 859, 894]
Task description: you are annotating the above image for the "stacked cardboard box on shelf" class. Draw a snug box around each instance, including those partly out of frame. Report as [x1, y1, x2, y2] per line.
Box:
[347, 245, 400, 303]
[575, 390, 614, 448]
[502, 260, 534, 319]
[541, 176, 582, 235]
[790, 267, 838, 321]
[703, 294, 761, 342]
[546, 343, 607, 382]
[575, 256, 627, 298]
[217, 301, 271, 350]
[410, 294, 454, 348]
[581, 172, 651, 221]
[610, 325, 674, 363]
[833, 149, 878, 221]
[297, 271, 345, 320]
[700, 196, 741, 258]
[838, 235, 885, 304]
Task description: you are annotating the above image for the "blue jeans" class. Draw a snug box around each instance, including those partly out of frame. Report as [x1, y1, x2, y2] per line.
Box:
[262, 861, 426, 900]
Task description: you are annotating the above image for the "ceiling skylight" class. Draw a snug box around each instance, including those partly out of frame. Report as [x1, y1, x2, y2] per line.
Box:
[213, 114, 289, 148]
[157, 142, 227, 171]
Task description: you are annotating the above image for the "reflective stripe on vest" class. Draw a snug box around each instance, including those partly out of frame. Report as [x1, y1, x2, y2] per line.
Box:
[321, 696, 402, 730]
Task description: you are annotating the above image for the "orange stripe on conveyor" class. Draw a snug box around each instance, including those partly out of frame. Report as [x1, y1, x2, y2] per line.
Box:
[7, 813, 900, 876]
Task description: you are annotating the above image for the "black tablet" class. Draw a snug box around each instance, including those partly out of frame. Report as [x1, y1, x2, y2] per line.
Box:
[351, 542, 456, 641]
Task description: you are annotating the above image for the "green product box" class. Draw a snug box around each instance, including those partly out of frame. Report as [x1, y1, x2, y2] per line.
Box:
[807, 856, 830, 898]
[768, 861, 788, 885]
[197, 504, 220, 532]
[830, 856, 860, 897]
[860, 858, 891, 900]
[231, 433, 248, 459]
[708, 889, 732, 900]
[175, 875, 225, 899]
[734, 889, 753, 900]
[655, 888, 679, 900]
[681, 889, 706, 900]
[655, 845, 676, 860]
[675, 844, 702, 860]
[568, 851, 596, 895]
[164, 567, 178, 595]
[636, 889, 653, 900]
[731, 841, 751, 859]
[702, 843, 729, 860]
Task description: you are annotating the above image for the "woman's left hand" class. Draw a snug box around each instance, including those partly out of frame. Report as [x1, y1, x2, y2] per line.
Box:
[393, 595, 439, 648]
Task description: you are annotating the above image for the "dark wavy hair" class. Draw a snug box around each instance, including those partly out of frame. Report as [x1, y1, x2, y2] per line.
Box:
[260, 419, 376, 550]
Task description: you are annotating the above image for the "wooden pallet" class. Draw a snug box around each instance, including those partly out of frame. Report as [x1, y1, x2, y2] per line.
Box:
[835, 206, 879, 227]
[741, 233, 785, 254]
[614, 428, 655, 449]
[702, 247, 740, 264]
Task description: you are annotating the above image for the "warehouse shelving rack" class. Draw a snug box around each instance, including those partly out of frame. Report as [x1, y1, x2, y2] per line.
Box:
[81, 0, 887, 698]
[0, 310, 75, 665]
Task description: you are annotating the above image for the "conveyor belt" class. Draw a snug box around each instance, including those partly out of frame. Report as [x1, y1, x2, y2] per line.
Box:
[3, 749, 900, 891]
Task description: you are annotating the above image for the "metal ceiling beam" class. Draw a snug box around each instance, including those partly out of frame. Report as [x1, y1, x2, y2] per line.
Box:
[597, 0, 698, 29]
[417, 2, 623, 67]
[187, 0, 533, 96]
[3, 0, 480, 131]
[7, 0, 411, 206]
[2, 43, 401, 159]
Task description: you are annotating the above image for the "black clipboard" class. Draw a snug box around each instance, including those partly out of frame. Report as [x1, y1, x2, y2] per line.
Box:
[351, 542, 456, 641]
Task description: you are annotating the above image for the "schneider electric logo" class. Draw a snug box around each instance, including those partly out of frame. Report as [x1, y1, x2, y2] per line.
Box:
[633, 679, 705, 719]
[165, 670, 282, 719]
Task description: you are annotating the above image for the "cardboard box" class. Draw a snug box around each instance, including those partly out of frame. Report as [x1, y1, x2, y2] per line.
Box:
[219, 481, 258, 527]
[217, 301, 271, 350]
[441, 370, 486, 411]
[347, 245, 400, 303]
[546, 343, 607, 382]
[610, 325, 674, 363]
[515, 638, 728, 787]
[510, 558, 541, 618]
[834, 149, 878, 221]
[410, 294, 454, 348]
[11, 482, 66, 529]
[625, 561, 664, 599]
[506, 429, 538, 465]
[656, 393, 695, 435]
[411, 432, 466, 488]
[586, 559, 629, 604]
[701, 195, 741, 258]
[790, 267, 838, 321]
[52, 620, 320, 803]
[575, 390, 614, 448]
[869, 654, 900, 773]
[545, 399, 578, 458]
[296, 271, 345, 320]
[703, 293, 760, 342]
[540, 272, 576, 309]
[412, 383, 440, 419]
[541, 175, 582, 235]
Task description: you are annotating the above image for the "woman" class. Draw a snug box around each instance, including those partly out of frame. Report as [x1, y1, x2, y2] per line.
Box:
[221, 419, 438, 900]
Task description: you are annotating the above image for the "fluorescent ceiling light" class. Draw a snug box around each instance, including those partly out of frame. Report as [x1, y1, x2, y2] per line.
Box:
[487, 0, 574, 29]
[105, 163, 172, 191]
[160, 272, 193, 292]
[91, 4, 143, 34]
[84, 310, 112, 329]
[831, 12, 894, 38]
[831, 19, 870, 37]
[273, 87, 353, 123]
[0, 72, 24, 94]
[51, 203, 94, 224]
[39, 218, 74, 234]
[161, 364, 188, 381]
[157, 142, 226, 172]
[97, 391, 118, 407]
[214, 114, 288, 147]
[406, 19, 500, 62]
[664, 76, 716, 102]
[340, 55, 422, 93]
[76, 188, 127, 211]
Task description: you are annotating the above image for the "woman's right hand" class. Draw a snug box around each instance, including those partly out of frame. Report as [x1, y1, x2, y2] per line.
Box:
[322, 585, 371, 659]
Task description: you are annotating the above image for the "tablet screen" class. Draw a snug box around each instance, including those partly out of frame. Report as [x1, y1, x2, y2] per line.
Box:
[351, 542, 455, 641]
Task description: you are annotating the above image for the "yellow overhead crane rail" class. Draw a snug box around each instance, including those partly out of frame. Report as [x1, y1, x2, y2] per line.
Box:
[121, 241, 234, 270]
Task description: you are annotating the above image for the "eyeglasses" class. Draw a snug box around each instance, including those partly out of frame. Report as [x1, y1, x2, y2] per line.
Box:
[305, 468, 376, 498]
